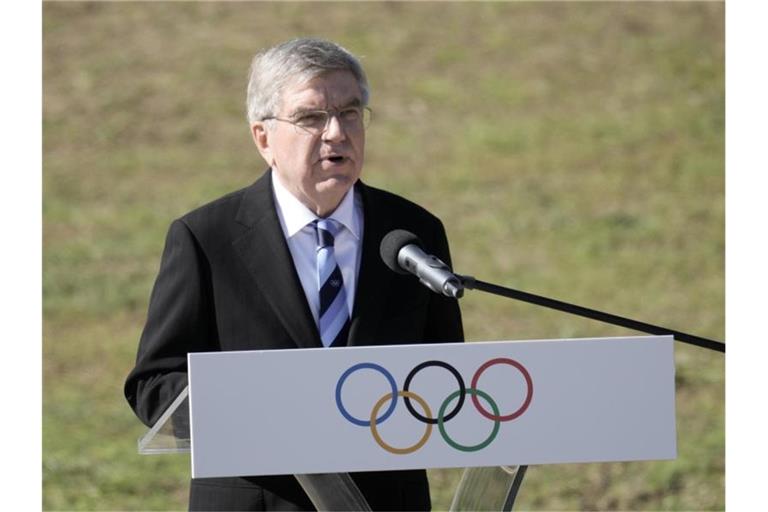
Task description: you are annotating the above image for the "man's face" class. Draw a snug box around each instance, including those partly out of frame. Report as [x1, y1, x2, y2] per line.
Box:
[252, 70, 366, 216]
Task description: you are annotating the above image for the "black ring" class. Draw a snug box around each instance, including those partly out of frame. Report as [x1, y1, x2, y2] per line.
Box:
[403, 360, 466, 424]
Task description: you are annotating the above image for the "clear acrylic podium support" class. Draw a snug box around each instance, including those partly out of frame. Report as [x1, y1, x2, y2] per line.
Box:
[449, 465, 528, 511]
[137, 385, 190, 454]
[138, 385, 527, 510]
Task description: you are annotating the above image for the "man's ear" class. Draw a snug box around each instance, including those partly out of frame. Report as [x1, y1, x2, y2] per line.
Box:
[251, 122, 274, 165]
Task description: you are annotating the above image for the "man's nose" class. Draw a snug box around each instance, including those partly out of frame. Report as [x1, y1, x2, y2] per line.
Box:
[322, 113, 347, 142]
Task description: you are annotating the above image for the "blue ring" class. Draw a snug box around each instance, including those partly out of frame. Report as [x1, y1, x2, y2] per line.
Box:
[336, 362, 398, 426]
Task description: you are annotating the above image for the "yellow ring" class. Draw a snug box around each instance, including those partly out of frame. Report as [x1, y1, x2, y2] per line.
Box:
[369, 390, 433, 455]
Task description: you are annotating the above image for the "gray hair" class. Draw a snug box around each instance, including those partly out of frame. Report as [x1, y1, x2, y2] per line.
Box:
[246, 38, 369, 125]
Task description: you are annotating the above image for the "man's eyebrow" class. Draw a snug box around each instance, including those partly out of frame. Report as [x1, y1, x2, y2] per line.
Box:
[343, 98, 363, 108]
[291, 98, 363, 115]
[289, 107, 321, 116]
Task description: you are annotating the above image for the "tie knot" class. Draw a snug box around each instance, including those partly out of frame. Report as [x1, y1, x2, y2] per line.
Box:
[315, 218, 343, 248]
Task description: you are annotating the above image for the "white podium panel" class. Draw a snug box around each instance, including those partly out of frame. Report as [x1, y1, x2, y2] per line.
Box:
[188, 336, 676, 478]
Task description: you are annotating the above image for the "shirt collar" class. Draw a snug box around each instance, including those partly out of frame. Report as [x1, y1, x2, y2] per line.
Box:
[271, 171, 361, 240]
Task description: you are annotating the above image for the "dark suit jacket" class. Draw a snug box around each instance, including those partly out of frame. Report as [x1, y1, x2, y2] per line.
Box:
[125, 170, 464, 511]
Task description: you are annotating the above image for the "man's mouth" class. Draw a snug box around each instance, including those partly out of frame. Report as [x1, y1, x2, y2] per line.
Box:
[324, 155, 346, 164]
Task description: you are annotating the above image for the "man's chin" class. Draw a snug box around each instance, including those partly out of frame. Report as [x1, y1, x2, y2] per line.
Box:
[316, 175, 356, 197]
[307, 176, 354, 212]
[322, 173, 353, 185]
[317, 165, 361, 187]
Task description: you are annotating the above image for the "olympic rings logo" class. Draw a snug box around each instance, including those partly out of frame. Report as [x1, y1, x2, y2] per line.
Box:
[334, 358, 533, 454]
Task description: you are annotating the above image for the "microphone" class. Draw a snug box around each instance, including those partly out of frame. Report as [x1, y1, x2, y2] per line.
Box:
[380, 229, 464, 298]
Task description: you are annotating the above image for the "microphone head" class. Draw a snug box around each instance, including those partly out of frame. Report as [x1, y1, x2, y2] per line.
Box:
[380, 229, 424, 274]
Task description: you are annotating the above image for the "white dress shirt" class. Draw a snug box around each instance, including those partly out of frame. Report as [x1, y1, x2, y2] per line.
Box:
[271, 173, 363, 325]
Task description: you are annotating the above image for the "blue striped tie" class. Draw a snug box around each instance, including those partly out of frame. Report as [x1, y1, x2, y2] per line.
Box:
[314, 219, 349, 347]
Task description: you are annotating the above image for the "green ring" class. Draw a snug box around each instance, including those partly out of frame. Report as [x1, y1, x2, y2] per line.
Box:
[438, 388, 501, 452]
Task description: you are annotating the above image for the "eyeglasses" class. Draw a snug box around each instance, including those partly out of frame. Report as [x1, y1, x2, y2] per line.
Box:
[262, 106, 372, 135]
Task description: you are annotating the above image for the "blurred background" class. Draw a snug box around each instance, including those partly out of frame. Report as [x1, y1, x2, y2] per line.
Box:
[43, 2, 724, 510]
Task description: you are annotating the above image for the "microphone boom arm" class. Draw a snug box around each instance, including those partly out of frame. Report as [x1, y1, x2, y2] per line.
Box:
[458, 275, 725, 353]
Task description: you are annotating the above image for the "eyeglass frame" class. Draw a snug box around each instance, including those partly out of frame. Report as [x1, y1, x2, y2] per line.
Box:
[261, 105, 372, 135]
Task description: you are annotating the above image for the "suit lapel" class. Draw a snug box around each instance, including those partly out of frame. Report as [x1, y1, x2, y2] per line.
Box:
[232, 172, 322, 349]
[348, 182, 394, 346]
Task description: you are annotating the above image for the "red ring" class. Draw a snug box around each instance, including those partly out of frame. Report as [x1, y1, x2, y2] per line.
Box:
[470, 358, 533, 421]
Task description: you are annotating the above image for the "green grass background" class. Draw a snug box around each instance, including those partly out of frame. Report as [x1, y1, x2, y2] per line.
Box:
[43, 2, 724, 510]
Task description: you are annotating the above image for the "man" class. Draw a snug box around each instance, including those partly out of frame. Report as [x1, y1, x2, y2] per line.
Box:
[125, 38, 464, 511]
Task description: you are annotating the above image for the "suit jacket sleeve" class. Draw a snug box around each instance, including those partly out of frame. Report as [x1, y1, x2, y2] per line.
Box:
[124, 218, 219, 427]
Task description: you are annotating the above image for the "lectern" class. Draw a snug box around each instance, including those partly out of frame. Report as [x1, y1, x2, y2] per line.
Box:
[139, 336, 676, 510]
